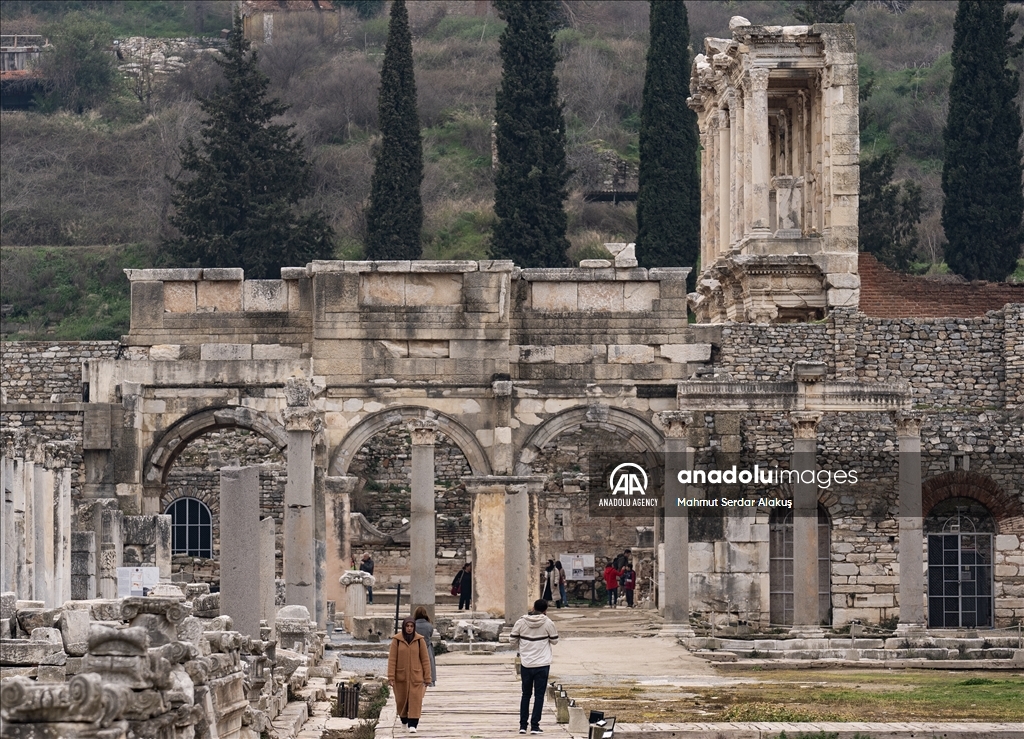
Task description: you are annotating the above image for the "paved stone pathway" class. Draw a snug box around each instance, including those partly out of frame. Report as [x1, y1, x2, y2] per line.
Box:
[376, 656, 576, 738]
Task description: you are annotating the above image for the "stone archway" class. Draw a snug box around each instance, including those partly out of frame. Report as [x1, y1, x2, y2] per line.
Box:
[144, 406, 288, 486]
[514, 404, 664, 476]
[922, 471, 1024, 535]
[329, 405, 492, 477]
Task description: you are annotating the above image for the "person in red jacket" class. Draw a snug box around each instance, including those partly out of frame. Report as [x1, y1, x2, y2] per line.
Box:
[619, 563, 637, 608]
[603, 561, 621, 607]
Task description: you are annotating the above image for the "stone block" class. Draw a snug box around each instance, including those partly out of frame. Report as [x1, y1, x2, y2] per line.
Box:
[149, 344, 181, 360]
[579, 259, 612, 268]
[131, 280, 165, 328]
[220, 466, 262, 639]
[826, 273, 860, 289]
[243, 280, 288, 311]
[406, 273, 463, 306]
[659, 344, 712, 363]
[197, 279, 242, 312]
[281, 266, 308, 279]
[531, 282, 577, 311]
[519, 345, 554, 363]
[449, 339, 508, 359]
[408, 340, 450, 358]
[359, 273, 406, 305]
[200, 343, 252, 360]
[578, 282, 624, 311]
[607, 345, 654, 364]
[17, 609, 61, 634]
[996, 534, 1021, 551]
[162, 281, 199, 316]
[349, 616, 394, 640]
[554, 345, 598, 364]
[1, 593, 16, 620]
[622, 282, 660, 311]
[203, 268, 244, 281]
[253, 343, 302, 359]
[59, 608, 92, 656]
[853, 593, 894, 608]
[827, 287, 859, 307]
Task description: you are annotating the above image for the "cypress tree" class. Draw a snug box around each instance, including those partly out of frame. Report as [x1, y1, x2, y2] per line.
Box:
[365, 0, 424, 260]
[636, 0, 700, 283]
[941, 0, 1024, 282]
[492, 0, 570, 268]
[793, 0, 855, 24]
[166, 13, 333, 278]
[859, 149, 923, 272]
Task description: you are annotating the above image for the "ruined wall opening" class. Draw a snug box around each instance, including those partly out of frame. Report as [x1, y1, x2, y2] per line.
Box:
[925, 497, 995, 629]
[769, 505, 831, 627]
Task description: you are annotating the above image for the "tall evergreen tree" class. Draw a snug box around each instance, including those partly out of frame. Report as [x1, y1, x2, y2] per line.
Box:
[492, 0, 570, 268]
[365, 0, 423, 260]
[941, 0, 1023, 282]
[636, 0, 700, 282]
[166, 13, 333, 278]
[859, 149, 923, 272]
[793, 0, 855, 24]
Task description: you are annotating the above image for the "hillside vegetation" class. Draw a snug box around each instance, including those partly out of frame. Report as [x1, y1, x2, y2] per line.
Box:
[1, 0, 1022, 338]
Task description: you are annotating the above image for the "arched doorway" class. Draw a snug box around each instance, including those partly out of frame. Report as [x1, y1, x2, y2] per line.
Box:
[769, 505, 831, 626]
[925, 497, 994, 628]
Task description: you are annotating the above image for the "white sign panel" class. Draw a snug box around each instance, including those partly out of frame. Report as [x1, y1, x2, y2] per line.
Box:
[116, 567, 160, 597]
[558, 553, 595, 581]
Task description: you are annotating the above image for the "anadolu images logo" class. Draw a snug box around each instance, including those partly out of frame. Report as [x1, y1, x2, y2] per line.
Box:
[609, 463, 648, 496]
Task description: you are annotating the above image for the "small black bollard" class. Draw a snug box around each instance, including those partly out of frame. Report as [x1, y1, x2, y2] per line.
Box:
[337, 682, 361, 719]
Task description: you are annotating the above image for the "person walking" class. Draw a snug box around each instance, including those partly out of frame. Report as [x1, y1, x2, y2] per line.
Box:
[510, 599, 559, 735]
[554, 560, 567, 608]
[359, 552, 375, 604]
[388, 617, 432, 733]
[612, 548, 632, 571]
[620, 563, 637, 608]
[542, 560, 555, 603]
[603, 561, 621, 608]
[452, 563, 472, 611]
[412, 606, 436, 687]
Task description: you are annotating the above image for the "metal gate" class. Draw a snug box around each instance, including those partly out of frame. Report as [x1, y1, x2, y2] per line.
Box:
[769, 507, 831, 626]
[927, 532, 993, 628]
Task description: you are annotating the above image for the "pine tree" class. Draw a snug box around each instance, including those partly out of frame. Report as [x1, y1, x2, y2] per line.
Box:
[491, 0, 570, 268]
[365, 0, 423, 260]
[166, 13, 333, 278]
[859, 149, 923, 272]
[941, 0, 1024, 282]
[635, 0, 700, 281]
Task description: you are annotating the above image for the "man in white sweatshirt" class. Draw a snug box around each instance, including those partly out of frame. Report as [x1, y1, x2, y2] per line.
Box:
[509, 599, 559, 734]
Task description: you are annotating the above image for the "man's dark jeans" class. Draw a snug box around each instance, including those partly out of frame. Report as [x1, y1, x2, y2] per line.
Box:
[520, 664, 550, 730]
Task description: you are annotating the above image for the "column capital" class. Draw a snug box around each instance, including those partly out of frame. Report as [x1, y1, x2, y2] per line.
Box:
[891, 410, 923, 437]
[283, 406, 321, 433]
[284, 377, 312, 407]
[409, 419, 438, 446]
[790, 411, 822, 440]
[747, 67, 770, 91]
[653, 411, 694, 438]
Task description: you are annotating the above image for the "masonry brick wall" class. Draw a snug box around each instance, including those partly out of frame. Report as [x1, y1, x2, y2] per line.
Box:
[1, 341, 121, 402]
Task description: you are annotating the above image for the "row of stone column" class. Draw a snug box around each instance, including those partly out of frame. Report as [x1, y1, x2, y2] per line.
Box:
[656, 409, 925, 634]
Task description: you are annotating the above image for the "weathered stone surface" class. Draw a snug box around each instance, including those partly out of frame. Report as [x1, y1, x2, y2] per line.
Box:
[17, 609, 61, 634]
[59, 609, 92, 656]
[0, 593, 16, 621]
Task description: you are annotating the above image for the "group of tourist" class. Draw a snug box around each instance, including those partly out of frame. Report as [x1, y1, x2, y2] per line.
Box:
[603, 549, 637, 607]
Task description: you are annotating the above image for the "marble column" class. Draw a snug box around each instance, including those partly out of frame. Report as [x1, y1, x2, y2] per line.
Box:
[729, 93, 742, 246]
[220, 465, 262, 639]
[655, 411, 695, 635]
[324, 475, 357, 609]
[467, 476, 507, 617]
[410, 421, 437, 621]
[340, 570, 375, 634]
[748, 68, 772, 233]
[283, 380, 319, 617]
[790, 411, 823, 636]
[505, 478, 545, 623]
[894, 411, 926, 633]
[718, 109, 731, 257]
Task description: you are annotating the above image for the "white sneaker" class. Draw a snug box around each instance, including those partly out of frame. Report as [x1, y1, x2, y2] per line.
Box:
[409, 727, 418, 734]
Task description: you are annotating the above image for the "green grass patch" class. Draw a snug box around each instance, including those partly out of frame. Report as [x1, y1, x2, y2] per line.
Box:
[427, 15, 504, 43]
[1010, 258, 1024, 284]
[0, 244, 153, 340]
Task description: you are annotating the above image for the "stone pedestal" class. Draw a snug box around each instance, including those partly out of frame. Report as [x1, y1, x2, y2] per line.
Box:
[468, 478, 507, 616]
[790, 411, 823, 636]
[410, 422, 437, 621]
[655, 412, 695, 634]
[895, 412, 925, 630]
[340, 570, 374, 634]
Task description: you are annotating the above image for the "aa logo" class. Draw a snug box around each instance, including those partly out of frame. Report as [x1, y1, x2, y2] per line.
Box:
[609, 463, 648, 496]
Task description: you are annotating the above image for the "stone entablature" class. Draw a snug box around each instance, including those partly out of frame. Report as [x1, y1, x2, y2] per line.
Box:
[688, 20, 860, 323]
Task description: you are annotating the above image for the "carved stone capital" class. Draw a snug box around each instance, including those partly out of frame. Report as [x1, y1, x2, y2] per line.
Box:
[492, 380, 513, 397]
[284, 377, 312, 408]
[891, 410, 923, 438]
[748, 67, 770, 91]
[409, 419, 438, 446]
[790, 411, 822, 439]
[653, 411, 694, 439]
[339, 570, 376, 588]
[282, 406, 321, 433]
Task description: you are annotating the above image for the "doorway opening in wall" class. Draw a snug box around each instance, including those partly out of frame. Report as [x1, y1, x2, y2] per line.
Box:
[769, 505, 831, 626]
[925, 498, 994, 628]
[166, 497, 213, 558]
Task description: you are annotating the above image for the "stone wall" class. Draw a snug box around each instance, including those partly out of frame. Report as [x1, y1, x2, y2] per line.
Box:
[0, 342, 120, 403]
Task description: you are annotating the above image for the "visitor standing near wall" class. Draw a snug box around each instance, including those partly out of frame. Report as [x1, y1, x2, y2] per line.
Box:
[510, 599, 559, 735]
[620, 564, 636, 608]
[612, 548, 632, 571]
[388, 617, 432, 733]
[603, 561, 621, 607]
[542, 559, 555, 602]
[554, 560, 567, 608]
[453, 562, 472, 611]
[360, 552, 375, 604]
[413, 606, 436, 687]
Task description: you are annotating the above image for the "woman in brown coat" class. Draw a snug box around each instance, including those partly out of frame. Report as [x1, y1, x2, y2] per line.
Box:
[387, 617, 432, 733]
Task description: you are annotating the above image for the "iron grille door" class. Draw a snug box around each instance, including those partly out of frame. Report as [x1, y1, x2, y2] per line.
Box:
[927, 533, 993, 628]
